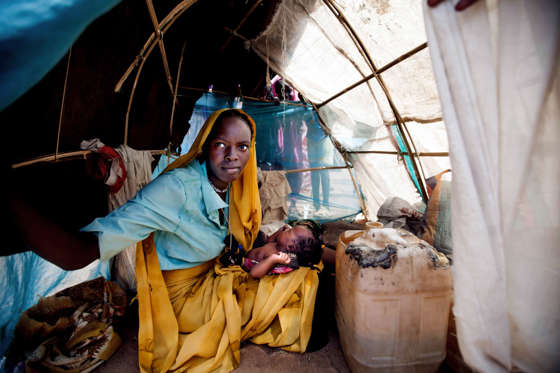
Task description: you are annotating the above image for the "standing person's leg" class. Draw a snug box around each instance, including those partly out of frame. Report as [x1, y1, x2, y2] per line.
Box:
[321, 171, 330, 209]
[310, 167, 321, 211]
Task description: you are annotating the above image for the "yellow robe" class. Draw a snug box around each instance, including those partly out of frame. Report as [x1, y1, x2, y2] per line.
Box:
[136, 235, 320, 373]
[135, 109, 321, 372]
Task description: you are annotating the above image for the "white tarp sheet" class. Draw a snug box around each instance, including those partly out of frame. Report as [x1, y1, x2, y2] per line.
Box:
[424, 0, 560, 372]
[252, 0, 449, 216]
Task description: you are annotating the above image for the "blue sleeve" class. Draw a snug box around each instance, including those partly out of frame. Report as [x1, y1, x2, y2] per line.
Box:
[81, 172, 187, 262]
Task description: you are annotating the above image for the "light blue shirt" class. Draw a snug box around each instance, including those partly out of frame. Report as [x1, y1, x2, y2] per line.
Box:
[81, 161, 229, 270]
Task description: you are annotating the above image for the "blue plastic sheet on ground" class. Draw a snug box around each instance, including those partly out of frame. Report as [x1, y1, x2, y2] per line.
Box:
[0, 252, 109, 360]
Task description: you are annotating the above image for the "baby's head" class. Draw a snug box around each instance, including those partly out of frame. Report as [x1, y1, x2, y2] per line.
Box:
[272, 220, 322, 268]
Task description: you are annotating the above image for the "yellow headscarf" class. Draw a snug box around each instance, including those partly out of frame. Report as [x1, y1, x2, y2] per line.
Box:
[161, 108, 261, 250]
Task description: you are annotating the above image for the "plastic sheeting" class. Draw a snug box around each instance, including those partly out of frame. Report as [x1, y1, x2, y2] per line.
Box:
[251, 0, 450, 216]
[250, 0, 559, 370]
[0, 0, 121, 111]
[424, 1, 560, 372]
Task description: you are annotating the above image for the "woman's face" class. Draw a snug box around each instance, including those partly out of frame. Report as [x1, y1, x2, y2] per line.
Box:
[206, 116, 252, 189]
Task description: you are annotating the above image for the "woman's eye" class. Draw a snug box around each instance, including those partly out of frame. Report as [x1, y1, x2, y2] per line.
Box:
[215, 142, 225, 148]
[239, 144, 249, 152]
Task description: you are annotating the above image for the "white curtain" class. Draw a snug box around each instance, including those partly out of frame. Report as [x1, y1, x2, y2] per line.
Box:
[423, 1, 560, 372]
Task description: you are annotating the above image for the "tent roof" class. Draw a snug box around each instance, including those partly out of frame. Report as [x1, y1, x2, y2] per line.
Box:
[2, 0, 450, 216]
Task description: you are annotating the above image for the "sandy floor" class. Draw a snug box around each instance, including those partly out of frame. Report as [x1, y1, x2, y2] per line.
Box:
[95, 304, 350, 373]
[95, 271, 351, 373]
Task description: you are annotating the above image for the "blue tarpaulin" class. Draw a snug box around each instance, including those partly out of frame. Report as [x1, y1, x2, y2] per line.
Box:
[0, 0, 121, 111]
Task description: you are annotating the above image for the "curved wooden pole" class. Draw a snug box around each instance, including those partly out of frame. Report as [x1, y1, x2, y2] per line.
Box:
[322, 0, 429, 201]
[115, 0, 198, 93]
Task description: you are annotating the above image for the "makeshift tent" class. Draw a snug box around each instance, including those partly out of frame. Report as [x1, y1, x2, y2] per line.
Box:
[1, 0, 558, 372]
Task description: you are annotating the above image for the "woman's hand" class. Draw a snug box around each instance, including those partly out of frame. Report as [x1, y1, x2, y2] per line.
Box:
[7, 187, 100, 269]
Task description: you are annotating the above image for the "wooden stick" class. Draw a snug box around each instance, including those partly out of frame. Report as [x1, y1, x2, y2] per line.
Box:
[145, 0, 174, 94]
[124, 39, 158, 145]
[284, 166, 347, 174]
[384, 116, 443, 125]
[348, 150, 449, 157]
[323, 0, 429, 202]
[322, 0, 374, 75]
[55, 47, 72, 161]
[293, 0, 382, 114]
[224, 27, 249, 42]
[243, 94, 310, 106]
[376, 42, 427, 75]
[317, 72, 376, 109]
[115, 0, 198, 93]
[318, 42, 428, 109]
[169, 42, 187, 152]
[220, 0, 264, 53]
[177, 85, 311, 107]
[122, 1, 198, 144]
[179, 85, 229, 95]
[227, 16, 370, 112]
[11, 149, 167, 169]
[250, 75, 265, 97]
[382, 85, 429, 200]
[345, 163, 368, 220]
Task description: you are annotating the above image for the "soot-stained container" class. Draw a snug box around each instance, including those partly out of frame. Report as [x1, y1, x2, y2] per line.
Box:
[335, 227, 453, 373]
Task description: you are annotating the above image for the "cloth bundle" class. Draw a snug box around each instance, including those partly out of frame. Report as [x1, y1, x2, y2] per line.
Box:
[6, 277, 126, 373]
[258, 170, 291, 225]
[422, 170, 452, 259]
[80, 138, 127, 194]
[376, 196, 425, 237]
[108, 145, 154, 293]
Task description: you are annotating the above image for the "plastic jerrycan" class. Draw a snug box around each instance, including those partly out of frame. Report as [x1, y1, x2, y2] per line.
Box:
[335, 225, 453, 373]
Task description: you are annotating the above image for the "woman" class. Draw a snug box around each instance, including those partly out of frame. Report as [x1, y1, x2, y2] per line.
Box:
[82, 109, 261, 272]
[12, 108, 320, 372]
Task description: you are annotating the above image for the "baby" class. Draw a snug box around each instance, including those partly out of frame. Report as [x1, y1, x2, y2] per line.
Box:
[220, 220, 323, 278]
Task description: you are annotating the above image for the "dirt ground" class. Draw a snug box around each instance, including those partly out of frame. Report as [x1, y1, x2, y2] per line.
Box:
[96, 311, 350, 373]
[95, 272, 351, 373]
